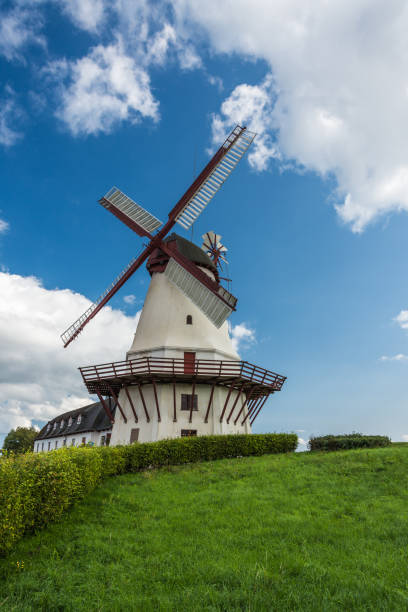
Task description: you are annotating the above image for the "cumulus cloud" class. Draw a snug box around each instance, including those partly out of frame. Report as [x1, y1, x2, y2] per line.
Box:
[395, 310, 408, 330]
[0, 5, 45, 61]
[173, 0, 408, 232]
[380, 354, 408, 362]
[59, 0, 106, 32]
[48, 40, 159, 136]
[210, 75, 280, 172]
[0, 88, 22, 147]
[402, 434, 408, 441]
[0, 219, 9, 234]
[230, 322, 255, 353]
[0, 271, 140, 434]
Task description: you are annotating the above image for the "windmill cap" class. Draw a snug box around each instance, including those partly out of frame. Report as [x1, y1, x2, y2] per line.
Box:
[147, 233, 218, 278]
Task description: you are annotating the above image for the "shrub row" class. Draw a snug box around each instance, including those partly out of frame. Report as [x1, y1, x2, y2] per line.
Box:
[309, 433, 391, 452]
[0, 433, 297, 555]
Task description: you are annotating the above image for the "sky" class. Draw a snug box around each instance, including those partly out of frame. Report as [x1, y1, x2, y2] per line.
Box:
[1, 0, 408, 449]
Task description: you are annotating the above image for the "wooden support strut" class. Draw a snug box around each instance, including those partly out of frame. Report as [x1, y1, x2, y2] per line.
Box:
[106, 383, 127, 423]
[152, 380, 161, 422]
[173, 380, 177, 423]
[189, 379, 196, 424]
[226, 384, 245, 424]
[138, 384, 150, 422]
[124, 386, 138, 423]
[241, 394, 265, 426]
[219, 384, 234, 423]
[204, 384, 216, 423]
[249, 395, 269, 426]
[95, 390, 114, 424]
[233, 387, 256, 425]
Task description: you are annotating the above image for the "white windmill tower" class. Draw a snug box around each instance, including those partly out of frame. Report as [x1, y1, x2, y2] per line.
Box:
[61, 126, 286, 444]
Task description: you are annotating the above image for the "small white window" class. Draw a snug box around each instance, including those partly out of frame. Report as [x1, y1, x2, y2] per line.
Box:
[41, 442, 44, 451]
[68, 417, 72, 427]
[53, 422, 57, 430]
[63, 438, 67, 446]
[71, 438, 76, 446]
[77, 414, 82, 425]
[60, 419, 64, 428]
[55, 440, 58, 449]
[47, 424, 51, 432]
[48, 441, 51, 450]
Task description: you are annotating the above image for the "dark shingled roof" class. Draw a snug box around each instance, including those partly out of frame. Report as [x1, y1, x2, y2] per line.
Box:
[35, 401, 114, 441]
[164, 233, 217, 274]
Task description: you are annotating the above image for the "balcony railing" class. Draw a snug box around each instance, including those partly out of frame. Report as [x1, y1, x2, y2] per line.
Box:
[79, 356, 286, 394]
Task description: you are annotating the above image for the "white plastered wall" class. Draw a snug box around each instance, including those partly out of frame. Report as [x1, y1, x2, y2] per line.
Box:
[110, 382, 252, 445]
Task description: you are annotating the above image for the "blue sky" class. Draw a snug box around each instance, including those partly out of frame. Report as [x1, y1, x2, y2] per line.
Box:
[1, 0, 408, 448]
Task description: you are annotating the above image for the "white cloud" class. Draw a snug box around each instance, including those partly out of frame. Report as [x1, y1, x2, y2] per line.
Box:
[401, 434, 408, 441]
[380, 354, 408, 362]
[0, 89, 22, 147]
[380, 354, 407, 362]
[395, 310, 408, 330]
[49, 40, 159, 136]
[0, 271, 140, 434]
[59, 0, 106, 32]
[173, 0, 408, 232]
[230, 322, 255, 353]
[123, 294, 137, 305]
[0, 6, 45, 61]
[297, 437, 308, 448]
[210, 76, 280, 172]
[0, 219, 9, 234]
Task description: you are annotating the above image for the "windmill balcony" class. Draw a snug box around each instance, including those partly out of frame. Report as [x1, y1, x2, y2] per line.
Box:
[79, 356, 286, 399]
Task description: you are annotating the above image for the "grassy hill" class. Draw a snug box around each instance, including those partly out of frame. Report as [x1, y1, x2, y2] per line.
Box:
[1, 445, 408, 611]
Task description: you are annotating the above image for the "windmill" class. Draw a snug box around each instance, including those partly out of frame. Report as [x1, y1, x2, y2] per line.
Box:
[61, 126, 256, 348]
[56, 124, 286, 447]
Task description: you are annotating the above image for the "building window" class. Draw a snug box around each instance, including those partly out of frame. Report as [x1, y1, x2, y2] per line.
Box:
[68, 417, 72, 427]
[53, 422, 57, 431]
[71, 439, 76, 446]
[77, 414, 82, 425]
[130, 428, 139, 444]
[48, 442, 50, 450]
[186, 315, 192, 325]
[63, 439, 67, 446]
[100, 435, 106, 447]
[181, 429, 197, 437]
[55, 440, 58, 449]
[81, 437, 86, 445]
[60, 419, 64, 429]
[106, 433, 111, 447]
[36, 443, 39, 452]
[47, 424, 51, 432]
[181, 394, 198, 411]
[41, 442, 44, 451]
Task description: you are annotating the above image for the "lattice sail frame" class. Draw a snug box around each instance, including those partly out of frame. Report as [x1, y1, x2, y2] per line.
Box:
[175, 127, 256, 229]
[164, 258, 234, 328]
[60, 125, 256, 347]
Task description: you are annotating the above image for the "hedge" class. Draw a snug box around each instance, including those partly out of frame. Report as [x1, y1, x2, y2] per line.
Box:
[0, 433, 296, 555]
[309, 433, 391, 452]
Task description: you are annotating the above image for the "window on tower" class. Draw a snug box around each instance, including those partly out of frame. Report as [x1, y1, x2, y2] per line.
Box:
[186, 315, 192, 325]
[181, 394, 198, 411]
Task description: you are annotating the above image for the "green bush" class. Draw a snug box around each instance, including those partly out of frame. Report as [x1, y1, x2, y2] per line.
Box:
[0, 433, 296, 555]
[309, 433, 391, 452]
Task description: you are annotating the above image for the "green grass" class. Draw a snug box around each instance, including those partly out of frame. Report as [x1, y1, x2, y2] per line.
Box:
[2, 446, 408, 611]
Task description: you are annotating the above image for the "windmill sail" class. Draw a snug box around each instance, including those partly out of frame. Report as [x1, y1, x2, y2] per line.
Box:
[100, 187, 162, 237]
[60, 250, 151, 347]
[175, 126, 256, 230]
[164, 258, 235, 328]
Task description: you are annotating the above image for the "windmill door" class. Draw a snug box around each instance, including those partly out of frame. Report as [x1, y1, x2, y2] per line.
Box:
[184, 352, 196, 374]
